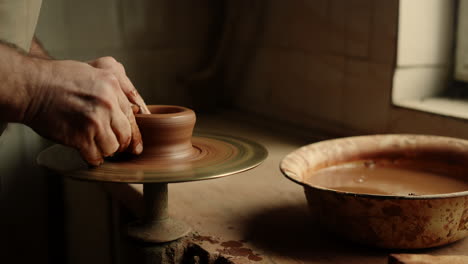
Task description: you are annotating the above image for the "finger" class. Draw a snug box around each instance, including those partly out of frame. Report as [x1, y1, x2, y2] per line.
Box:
[79, 140, 104, 166]
[95, 125, 120, 157]
[89, 58, 150, 114]
[110, 108, 132, 153]
[131, 104, 140, 114]
[116, 89, 143, 154]
[127, 106, 143, 154]
[108, 74, 138, 153]
[118, 74, 150, 114]
[108, 92, 132, 152]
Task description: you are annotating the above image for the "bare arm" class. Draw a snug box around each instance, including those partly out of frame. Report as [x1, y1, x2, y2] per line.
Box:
[0, 40, 40, 122]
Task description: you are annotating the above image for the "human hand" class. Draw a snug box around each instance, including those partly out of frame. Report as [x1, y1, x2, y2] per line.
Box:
[24, 58, 144, 166]
[88, 57, 150, 114]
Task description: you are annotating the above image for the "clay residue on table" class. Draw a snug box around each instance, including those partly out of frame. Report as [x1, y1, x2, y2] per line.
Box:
[216, 240, 263, 262]
[191, 235, 264, 262]
[220, 240, 243, 248]
[192, 234, 220, 244]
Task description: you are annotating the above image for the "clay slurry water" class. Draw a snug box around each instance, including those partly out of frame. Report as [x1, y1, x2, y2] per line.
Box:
[304, 161, 468, 196]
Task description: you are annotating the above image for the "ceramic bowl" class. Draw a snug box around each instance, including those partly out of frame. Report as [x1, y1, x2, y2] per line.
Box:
[280, 134, 468, 249]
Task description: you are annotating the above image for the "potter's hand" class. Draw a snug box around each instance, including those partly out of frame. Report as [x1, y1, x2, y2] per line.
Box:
[24, 59, 143, 166]
[87, 56, 150, 158]
[88, 57, 150, 114]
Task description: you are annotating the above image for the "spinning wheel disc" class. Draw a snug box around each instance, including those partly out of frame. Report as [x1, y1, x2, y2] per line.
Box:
[37, 132, 268, 183]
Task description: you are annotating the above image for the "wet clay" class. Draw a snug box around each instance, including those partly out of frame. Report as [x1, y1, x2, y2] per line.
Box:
[135, 105, 197, 160]
[108, 105, 237, 170]
[305, 160, 468, 196]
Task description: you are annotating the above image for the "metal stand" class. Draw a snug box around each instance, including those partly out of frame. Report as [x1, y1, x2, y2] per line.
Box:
[127, 183, 191, 243]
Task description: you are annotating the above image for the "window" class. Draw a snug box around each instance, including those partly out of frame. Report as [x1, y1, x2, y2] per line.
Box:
[455, 0, 468, 82]
[392, 0, 468, 120]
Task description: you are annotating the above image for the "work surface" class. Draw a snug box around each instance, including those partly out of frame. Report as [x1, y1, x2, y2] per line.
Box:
[106, 112, 468, 264]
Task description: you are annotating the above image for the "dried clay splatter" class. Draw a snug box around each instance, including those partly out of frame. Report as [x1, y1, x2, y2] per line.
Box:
[217, 240, 263, 262]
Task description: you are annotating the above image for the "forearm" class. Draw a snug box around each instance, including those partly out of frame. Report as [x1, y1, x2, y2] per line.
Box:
[29, 36, 51, 59]
[0, 41, 48, 122]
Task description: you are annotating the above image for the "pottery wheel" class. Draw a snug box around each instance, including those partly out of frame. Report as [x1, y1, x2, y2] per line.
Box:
[36, 105, 267, 243]
[37, 105, 267, 243]
[37, 132, 267, 183]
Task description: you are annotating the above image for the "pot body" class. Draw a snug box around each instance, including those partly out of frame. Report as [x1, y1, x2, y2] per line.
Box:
[304, 186, 468, 249]
[135, 105, 196, 159]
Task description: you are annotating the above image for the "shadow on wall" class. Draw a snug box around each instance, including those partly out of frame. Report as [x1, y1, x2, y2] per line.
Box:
[183, 0, 269, 112]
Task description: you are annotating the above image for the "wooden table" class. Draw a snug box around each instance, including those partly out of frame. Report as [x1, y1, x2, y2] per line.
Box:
[104, 111, 468, 264]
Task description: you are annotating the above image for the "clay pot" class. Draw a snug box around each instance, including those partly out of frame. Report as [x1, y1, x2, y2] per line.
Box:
[280, 135, 468, 249]
[135, 105, 197, 160]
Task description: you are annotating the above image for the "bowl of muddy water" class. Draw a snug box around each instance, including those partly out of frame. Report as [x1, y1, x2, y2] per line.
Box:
[280, 134, 468, 249]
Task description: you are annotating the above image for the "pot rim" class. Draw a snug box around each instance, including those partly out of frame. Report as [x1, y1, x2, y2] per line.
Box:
[135, 105, 194, 119]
